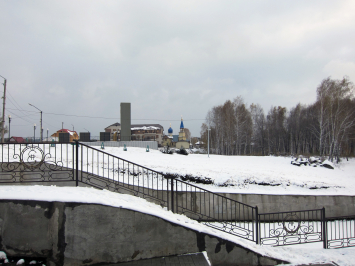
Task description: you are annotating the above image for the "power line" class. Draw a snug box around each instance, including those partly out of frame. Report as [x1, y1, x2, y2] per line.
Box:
[5, 107, 205, 121]
[7, 110, 35, 125]
[7, 91, 29, 117]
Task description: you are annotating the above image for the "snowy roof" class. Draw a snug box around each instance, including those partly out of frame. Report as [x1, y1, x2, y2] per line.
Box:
[131, 124, 163, 131]
[172, 135, 179, 142]
[131, 126, 160, 131]
[105, 122, 121, 129]
[56, 129, 77, 136]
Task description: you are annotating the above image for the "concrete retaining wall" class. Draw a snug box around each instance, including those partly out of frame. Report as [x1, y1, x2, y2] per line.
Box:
[222, 193, 355, 217]
[173, 191, 355, 219]
[0, 200, 285, 266]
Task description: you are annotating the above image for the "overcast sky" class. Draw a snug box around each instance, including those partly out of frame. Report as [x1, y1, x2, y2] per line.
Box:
[1, 0, 355, 138]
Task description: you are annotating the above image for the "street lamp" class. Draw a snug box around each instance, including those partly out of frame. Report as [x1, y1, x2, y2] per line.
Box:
[71, 124, 74, 132]
[29, 103, 42, 142]
[8, 115, 11, 139]
[0, 75, 7, 143]
[34, 124, 36, 142]
[47, 128, 49, 142]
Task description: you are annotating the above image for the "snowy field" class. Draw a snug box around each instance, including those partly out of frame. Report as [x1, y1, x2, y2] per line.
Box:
[99, 146, 355, 196]
[0, 185, 354, 266]
[2, 144, 355, 195]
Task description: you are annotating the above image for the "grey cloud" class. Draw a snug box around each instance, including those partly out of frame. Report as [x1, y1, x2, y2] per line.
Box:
[1, 0, 355, 137]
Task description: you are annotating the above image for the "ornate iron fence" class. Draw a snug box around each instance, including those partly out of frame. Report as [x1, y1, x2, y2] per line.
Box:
[167, 176, 258, 242]
[0, 142, 74, 183]
[326, 215, 355, 249]
[258, 208, 326, 247]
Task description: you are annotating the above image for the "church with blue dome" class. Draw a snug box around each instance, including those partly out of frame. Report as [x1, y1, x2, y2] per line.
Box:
[162, 117, 190, 149]
[168, 124, 173, 135]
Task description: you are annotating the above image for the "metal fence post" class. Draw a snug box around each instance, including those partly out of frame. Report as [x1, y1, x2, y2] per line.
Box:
[171, 177, 174, 213]
[72, 142, 75, 182]
[255, 206, 259, 244]
[75, 140, 79, 187]
[322, 207, 327, 249]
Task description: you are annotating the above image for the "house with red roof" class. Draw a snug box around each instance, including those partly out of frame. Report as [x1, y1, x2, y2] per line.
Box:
[8, 137, 25, 143]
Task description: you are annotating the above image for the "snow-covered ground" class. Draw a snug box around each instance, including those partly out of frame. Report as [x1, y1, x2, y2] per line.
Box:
[0, 185, 354, 266]
[101, 146, 355, 196]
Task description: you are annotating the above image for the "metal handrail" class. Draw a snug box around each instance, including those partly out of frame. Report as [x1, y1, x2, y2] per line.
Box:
[76, 142, 258, 241]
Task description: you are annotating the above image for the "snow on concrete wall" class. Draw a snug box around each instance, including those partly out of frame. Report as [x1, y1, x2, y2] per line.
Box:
[0, 200, 284, 266]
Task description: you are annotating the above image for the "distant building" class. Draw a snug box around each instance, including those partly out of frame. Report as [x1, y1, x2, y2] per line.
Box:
[131, 124, 164, 144]
[105, 122, 121, 140]
[175, 117, 189, 149]
[104, 122, 164, 145]
[51, 129, 79, 142]
[162, 123, 174, 147]
[8, 137, 25, 143]
[162, 117, 190, 149]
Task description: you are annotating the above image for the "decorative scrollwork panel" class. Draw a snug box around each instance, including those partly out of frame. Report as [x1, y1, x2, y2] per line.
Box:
[259, 210, 323, 246]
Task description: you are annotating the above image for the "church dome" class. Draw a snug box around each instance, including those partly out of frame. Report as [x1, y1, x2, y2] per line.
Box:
[180, 117, 184, 129]
[168, 125, 173, 134]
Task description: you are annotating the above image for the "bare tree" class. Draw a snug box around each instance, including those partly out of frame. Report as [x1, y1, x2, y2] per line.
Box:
[250, 103, 266, 155]
[184, 128, 191, 141]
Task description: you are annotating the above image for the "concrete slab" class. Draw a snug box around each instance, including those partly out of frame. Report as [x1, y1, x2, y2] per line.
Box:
[110, 253, 209, 265]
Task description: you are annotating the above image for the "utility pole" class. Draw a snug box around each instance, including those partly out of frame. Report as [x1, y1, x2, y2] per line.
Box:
[0, 76, 7, 143]
[29, 103, 43, 142]
[34, 124, 36, 142]
[8, 115, 11, 139]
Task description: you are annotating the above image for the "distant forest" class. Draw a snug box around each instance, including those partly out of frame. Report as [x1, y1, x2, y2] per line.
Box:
[200, 77, 355, 162]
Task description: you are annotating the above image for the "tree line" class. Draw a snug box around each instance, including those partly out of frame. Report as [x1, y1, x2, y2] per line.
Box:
[200, 77, 355, 162]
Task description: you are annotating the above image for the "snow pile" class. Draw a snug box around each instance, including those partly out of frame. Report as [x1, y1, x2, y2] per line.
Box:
[0, 251, 9, 263]
[291, 156, 334, 169]
[16, 259, 25, 265]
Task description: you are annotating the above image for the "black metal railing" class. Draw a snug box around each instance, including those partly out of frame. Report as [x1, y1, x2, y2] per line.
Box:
[76, 143, 258, 241]
[168, 176, 258, 242]
[258, 208, 325, 246]
[0, 142, 74, 183]
[326, 215, 355, 249]
[77, 142, 169, 208]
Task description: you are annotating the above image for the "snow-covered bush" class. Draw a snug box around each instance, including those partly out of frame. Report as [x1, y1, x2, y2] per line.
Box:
[291, 156, 334, 169]
[17, 259, 25, 265]
[0, 251, 7, 263]
[176, 147, 188, 155]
